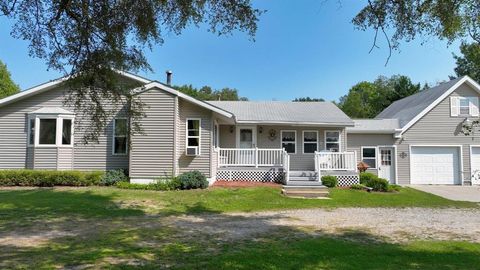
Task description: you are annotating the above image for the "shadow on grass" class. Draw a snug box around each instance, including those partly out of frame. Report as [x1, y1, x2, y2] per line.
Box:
[0, 206, 479, 270]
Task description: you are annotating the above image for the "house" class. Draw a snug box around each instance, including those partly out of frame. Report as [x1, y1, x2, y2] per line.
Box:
[0, 71, 479, 186]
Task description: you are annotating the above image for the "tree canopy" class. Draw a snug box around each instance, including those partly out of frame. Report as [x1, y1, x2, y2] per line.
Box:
[337, 75, 421, 118]
[292, 97, 325, 102]
[0, 60, 20, 99]
[454, 42, 480, 82]
[173, 85, 247, 101]
[353, 0, 480, 64]
[0, 0, 262, 141]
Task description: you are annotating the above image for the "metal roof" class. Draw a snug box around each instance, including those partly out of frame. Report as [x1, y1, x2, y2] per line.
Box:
[376, 77, 465, 127]
[207, 101, 354, 126]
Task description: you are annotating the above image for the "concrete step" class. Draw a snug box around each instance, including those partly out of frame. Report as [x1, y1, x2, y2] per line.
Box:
[289, 176, 318, 181]
[285, 180, 324, 186]
[282, 188, 330, 198]
[289, 171, 318, 177]
[283, 185, 328, 191]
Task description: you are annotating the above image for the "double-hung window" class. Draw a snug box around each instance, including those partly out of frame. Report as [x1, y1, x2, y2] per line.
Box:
[361, 147, 377, 168]
[187, 118, 201, 153]
[113, 118, 128, 155]
[281, 130, 296, 154]
[303, 131, 318, 154]
[325, 131, 340, 152]
[451, 96, 479, 117]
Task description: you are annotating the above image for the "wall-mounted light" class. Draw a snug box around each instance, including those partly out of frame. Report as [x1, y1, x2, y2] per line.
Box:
[259, 126, 263, 134]
[229, 126, 234, 133]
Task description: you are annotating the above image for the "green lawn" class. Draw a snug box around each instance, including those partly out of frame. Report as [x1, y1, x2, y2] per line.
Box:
[0, 186, 478, 269]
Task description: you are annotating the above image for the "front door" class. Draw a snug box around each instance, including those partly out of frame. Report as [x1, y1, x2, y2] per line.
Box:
[378, 147, 395, 183]
[236, 126, 256, 148]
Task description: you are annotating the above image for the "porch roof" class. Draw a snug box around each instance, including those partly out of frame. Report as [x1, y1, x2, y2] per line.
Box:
[207, 101, 354, 126]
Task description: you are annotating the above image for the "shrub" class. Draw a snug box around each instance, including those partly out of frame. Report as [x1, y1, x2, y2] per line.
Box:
[177, 171, 208, 190]
[0, 169, 104, 187]
[321, 175, 337, 188]
[359, 172, 377, 185]
[101, 169, 128, 186]
[350, 184, 367, 190]
[387, 184, 402, 192]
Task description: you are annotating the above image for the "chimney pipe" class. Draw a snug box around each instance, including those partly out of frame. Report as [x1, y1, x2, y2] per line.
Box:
[166, 70, 173, 85]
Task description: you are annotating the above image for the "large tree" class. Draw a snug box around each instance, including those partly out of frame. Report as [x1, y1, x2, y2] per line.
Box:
[353, 0, 480, 64]
[0, 1, 262, 141]
[337, 75, 421, 118]
[174, 85, 247, 101]
[454, 42, 480, 82]
[0, 60, 20, 99]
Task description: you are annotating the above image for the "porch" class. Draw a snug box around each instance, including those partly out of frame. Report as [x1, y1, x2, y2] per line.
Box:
[215, 148, 359, 186]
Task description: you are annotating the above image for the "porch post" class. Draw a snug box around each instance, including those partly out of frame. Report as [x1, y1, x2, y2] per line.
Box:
[255, 147, 258, 168]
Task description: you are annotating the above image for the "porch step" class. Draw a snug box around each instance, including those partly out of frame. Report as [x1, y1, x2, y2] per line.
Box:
[285, 180, 324, 186]
[289, 171, 318, 177]
[289, 176, 318, 181]
[282, 185, 329, 198]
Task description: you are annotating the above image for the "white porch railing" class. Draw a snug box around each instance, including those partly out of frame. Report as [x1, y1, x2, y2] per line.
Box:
[315, 151, 357, 171]
[217, 148, 287, 167]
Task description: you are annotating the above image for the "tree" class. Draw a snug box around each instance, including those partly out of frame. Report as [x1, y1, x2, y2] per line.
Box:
[293, 97, 325, 102]
[337, 75, 421, 118]
[0, 1, 262, 141]
[173, 85, 248, 101]
[0, 60, 20, 99]
[353, 1, 480, 64]
[454, 42, 480, 82]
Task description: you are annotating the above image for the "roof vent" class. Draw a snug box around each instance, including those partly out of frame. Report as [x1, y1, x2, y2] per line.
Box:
[166, 70, 173, 85]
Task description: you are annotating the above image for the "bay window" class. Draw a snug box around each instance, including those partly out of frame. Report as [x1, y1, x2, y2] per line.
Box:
[27, 108, 74, 147]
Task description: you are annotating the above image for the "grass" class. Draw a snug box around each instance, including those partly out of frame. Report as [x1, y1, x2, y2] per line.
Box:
[0, 186, 478, 269]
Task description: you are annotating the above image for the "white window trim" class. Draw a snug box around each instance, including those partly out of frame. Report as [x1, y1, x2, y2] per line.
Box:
[324, 130, 341, 152]
[213, 120, 219, 149]
[361, 146, 377, 169]
[27, 116, 35, 146]
[302, 130, 318, 154]
[186, 118, 202, 155]
[280, 130, 297, 154]
[30, 114, 74, 147]
[112, 118, 128, 156]
[451, 96, 480, 117]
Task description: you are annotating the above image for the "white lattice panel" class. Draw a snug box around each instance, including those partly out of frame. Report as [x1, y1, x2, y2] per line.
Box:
[332, 175, 360, 187]
[216, 170, 284, 183]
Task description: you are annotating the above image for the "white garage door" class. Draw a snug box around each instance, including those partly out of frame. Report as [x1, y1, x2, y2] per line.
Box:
[470, 147, 480, 185]
[410, 147, 461, 185]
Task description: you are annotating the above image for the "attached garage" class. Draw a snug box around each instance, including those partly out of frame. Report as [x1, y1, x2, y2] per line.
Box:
[470, 147, 480, 185]
[410, 146, 461, 185]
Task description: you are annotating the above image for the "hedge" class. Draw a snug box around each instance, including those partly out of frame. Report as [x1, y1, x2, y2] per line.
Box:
[0, 170, 104, 187]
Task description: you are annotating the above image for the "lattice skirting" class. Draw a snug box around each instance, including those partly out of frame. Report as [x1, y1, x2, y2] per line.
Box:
[330, 174, 360, 187]
[216, 170, 285, 183]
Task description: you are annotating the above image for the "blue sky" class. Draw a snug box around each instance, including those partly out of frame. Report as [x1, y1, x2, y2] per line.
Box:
[0, 0, 460, 102]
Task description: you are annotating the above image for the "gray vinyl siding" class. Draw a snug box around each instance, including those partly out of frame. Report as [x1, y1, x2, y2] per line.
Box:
[58, 147, 74, 170]
[219, 125, 346, 171]
[33, 147, 58, 169]
[177, 99, 213, 177]
[398, 83, 480, 184]
[0, 84, 129, 172]
[129, 89, 175, 179]
[347, 134, 396, 175]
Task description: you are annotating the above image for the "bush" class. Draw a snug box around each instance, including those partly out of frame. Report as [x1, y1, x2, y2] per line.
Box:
[350, 184, 367, 190]
[387, 184, 401, 192]
[101, 169, 128, 186]
[359, 172, 377, 185]
[321, 175, 337, 188]
[359, 172, 390, 192]
[177, 171, 208, 190]
[0, 169, 105, 187]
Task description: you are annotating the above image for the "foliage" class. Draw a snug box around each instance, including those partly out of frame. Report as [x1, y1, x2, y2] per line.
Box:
[115, 178, 181, 191]
[337, 75, 421, 118]
[293, 97, 325, 102]
[173, 85, 248, 101]
[454, 42, 480, 82]
[0, 60, 20, 99]
[321, 175, 337, 188]
[387, 184, 402, 192]
[360, 172, 389, 192]
[350, 184, 367, 190]
[0, 1, 262, 142]
[353, 0, 480, 64]
[0, 170, 104, 187]
[101, 169, 129, 186]
[177, 171, 209, 190]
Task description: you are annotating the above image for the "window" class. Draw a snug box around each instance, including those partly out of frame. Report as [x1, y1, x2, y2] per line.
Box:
[28, 118, 35, 145]
[39, 119, 57, 145]
[325, 131, 340, 152]
[62, 119, 72, 145]
[281, 130, 296, 154]
[213, 122, 219, 148]
[459, 97, 470, 115]
[362, 147, 377, 168]
[113, 118, 128, 155]
[187, 118, 201, 150]
[303, 131, 318, 154]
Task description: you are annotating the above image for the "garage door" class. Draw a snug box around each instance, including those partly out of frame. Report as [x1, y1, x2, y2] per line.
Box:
[470, 147, 480, 185]
[410, 147, 461, 185]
